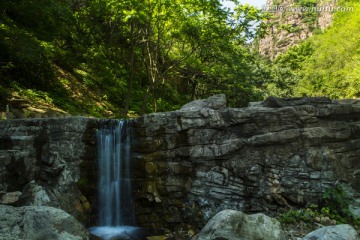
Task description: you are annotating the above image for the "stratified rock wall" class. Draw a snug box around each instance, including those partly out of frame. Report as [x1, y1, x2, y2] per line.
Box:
[1, 98, 360, 232]
[132, 97, 360, 230]
[0, 117, 98, 224]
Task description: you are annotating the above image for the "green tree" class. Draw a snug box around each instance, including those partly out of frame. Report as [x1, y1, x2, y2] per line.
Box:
[0, 0, 272, 116]
[266, 41, 314, 97]
[0, 0, 74, 88]
[296, 1, 360, 98]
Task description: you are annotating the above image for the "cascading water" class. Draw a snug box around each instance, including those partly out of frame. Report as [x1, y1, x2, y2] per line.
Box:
[90, 120, 139, 240]
[98, 120, 135, 226]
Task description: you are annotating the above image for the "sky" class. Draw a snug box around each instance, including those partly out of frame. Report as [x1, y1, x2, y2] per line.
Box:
[223, 0, 268, 10]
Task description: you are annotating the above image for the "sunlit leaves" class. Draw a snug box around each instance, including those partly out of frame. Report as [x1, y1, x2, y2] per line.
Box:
[295, 1, 360, 98]
[0, 0, 273, 115]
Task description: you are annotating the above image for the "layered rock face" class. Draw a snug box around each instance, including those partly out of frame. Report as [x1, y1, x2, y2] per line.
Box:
[1, 97, 360, 233]
[133, 96, 360, 230]
[0, 117, 98, 224]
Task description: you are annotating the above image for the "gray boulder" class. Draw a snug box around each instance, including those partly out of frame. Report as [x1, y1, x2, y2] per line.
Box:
[302, 224, 360, 240]
[180, 94, 226, 111]
[196, 209, 285, 240]
[0, 205, 89, 240]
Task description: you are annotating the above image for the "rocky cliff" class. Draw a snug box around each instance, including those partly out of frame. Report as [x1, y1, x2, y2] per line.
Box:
[0, 117, 98, 224]
[0, 96, 360, 233]
[133, 95, 360, 231]
[259, 0, 335, 59]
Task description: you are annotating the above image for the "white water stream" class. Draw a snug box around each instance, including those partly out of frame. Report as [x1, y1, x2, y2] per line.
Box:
[90, 120, 138, 240]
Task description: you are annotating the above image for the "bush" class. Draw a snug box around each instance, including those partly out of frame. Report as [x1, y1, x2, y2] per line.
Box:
[279, 185, 360, 226]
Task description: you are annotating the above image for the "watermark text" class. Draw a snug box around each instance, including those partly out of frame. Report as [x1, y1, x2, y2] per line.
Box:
[262, 5, 354, 13]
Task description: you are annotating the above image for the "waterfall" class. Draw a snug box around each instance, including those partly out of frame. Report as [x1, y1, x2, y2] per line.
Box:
[97, 120, 135, 226]
[90, 120, 139, 240]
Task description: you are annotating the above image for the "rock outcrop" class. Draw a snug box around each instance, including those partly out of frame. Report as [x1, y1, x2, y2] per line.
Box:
[0, 117, 98, 224]
[133, 95, 360, 230]
[1, 96, 360, 233]
[196, 209, 285, 240]
[0, 205, 89, 240]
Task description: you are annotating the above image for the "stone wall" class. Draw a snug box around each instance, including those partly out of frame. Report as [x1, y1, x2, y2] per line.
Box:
[132, 96, 360, 231]
[0, 117, 98, 224]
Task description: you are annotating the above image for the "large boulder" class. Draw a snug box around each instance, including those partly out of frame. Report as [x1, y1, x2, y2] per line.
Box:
[180, 94, 226, 111]
[302, 224, 360, 240]
[0, 205, 89, 240]
[196, 209, 285, 240]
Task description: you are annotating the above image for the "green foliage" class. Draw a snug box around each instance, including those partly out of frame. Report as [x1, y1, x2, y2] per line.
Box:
[279, 24, 302, 33]
[1, 0, 74, 41]
[0, 0, 75, 89]
[0, 85, 9, 101]
[279, 204, 319, 224]
[321, 185, 355, 223]
[295, 1, 360, 98]
[296, 0, 319, 28]
[0, 0, 272, 116]
[279, 186, 360, 226]
[0, 22, 54, 88]
[267, 0, 360, 99]
[266, 41, 314, 97]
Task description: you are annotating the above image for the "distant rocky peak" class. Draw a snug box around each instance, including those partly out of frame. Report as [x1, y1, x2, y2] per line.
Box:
[259, 0, 336, 59]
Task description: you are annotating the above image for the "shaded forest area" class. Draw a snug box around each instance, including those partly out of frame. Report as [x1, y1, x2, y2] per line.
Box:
[0, 0, 359, 118]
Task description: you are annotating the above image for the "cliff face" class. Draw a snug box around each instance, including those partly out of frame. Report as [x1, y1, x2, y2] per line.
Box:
[133, 96, 360, 230]
[0, 117, 98, 224]
[259, 0, 335, 59]
[1, 96, 360, 233]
